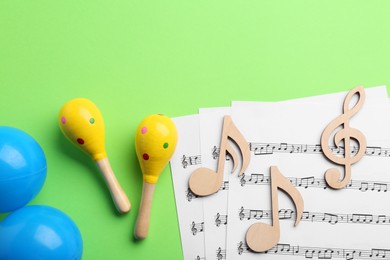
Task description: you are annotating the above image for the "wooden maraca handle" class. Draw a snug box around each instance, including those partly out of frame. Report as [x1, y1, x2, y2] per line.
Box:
[96, 158, 131, 214]
[134, 182, 156, 239]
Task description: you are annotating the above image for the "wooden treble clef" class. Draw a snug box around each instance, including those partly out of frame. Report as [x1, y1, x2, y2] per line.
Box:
[321, 86, 367, 189]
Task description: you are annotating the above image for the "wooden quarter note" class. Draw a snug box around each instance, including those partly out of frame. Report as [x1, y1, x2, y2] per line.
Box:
[189, 115, 251, 196]
[245, 166, 304, 252]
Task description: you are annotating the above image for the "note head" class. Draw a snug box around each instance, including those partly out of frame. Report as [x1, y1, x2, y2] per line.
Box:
[189, 167, 220, 196]
[245, 222, 280, 253]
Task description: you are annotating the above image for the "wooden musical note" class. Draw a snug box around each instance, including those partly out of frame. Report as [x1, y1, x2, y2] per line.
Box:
[245, 166, 304, 252]
[321, 86, 367, 189]
[189, 115, 250, 196]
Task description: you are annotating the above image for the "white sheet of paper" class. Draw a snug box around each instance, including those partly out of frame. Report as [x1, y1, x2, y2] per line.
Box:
[197, 86, 388, 260]
[170, 86, 389, 260]
[171, 115, 205, 260]
[199, 107, 232, 260]
[227, 89, 390, 259]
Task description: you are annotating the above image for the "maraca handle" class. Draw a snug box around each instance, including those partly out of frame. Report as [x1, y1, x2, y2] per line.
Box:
[134, 182, 155, 240]
[96, 158, 131, 214]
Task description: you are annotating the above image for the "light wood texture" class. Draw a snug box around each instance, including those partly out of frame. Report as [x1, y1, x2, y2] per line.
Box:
[134, 182, 156, 240]
[246, 166, 304, 252]
[189, 115, 250, 196]
[96, 158, 131, 214]
[321, 86, 367, 189]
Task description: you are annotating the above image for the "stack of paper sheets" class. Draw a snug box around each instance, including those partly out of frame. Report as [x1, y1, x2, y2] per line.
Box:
[169, 86, 390, 260]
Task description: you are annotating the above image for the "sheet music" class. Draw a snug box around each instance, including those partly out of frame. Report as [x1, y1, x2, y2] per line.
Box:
[226, 90, 390, 260]
[199, 107, 232, 260]
[169, 86, 389, 260]
[170, 115, 205, 260]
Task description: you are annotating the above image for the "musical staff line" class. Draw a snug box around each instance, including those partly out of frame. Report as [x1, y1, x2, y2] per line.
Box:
[191, 221, 204, 236]
[212, 143, 390, 158]
[181, 154, 201, 168]
[186, 181, 229, 202]
[238, 207, 390, 226]
[237, 241, 390, 259]
[239, 173, 389, 192]
[215, 213, 228, 227]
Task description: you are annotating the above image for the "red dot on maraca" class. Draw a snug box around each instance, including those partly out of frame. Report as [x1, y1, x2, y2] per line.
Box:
[77, 138, 84, 145]
[141, 127, 148, 134]
[143, 153, 149, 160]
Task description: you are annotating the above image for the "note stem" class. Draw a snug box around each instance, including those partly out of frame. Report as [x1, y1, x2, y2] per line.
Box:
[135, 182, 156, 240]
[96, 157, 131, 214]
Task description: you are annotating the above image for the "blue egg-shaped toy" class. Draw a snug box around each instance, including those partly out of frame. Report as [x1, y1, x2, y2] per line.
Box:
[0, 205, 83, 260]
[0, 126, 47, 213]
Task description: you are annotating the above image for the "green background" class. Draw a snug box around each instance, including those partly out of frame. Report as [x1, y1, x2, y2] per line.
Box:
[1, 0, 389, 259]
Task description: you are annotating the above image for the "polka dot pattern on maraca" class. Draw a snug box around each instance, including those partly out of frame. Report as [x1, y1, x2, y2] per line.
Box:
[135, 114, 178, 184]
[58, 98, 107, 161]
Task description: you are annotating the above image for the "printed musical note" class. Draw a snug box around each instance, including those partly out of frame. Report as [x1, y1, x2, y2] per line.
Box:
[236, 241, 390, 259]
[321, 86, 367, 189]
[245, 166, 304, 252]
[297, 177, 315, 189]
[239, 207, 268, 220]
[372, 183, 388, 192]
[360, 182, 369, 192]
[250, 143, 277, 155]
[220, 181, 229, 191]
[215, 213, 228, 227]
[189, 116, 250, 196]
[351, 213, 372, 224]
[370, 249, 390, 258]
[279, 209, 294, 220]
[181, 154, 202, 168]
[191, 221, 204, 236]
[322, 213, 339, 225]
[240, 173, 268, 187]
[239, 173, 390, 193]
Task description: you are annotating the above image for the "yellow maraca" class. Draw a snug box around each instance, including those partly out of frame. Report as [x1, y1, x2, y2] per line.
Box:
[59, 98, 131, 214]
[134, 114, 178, 239]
